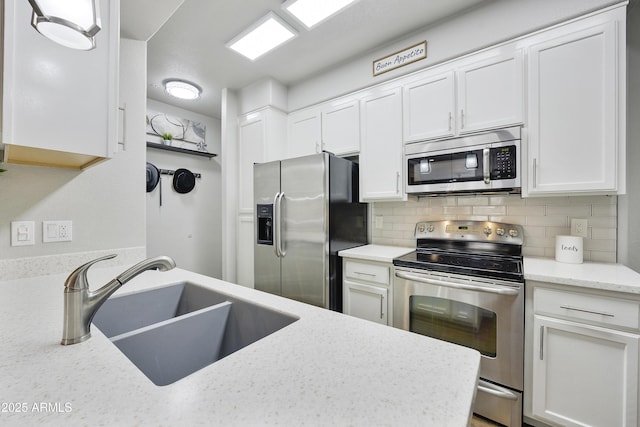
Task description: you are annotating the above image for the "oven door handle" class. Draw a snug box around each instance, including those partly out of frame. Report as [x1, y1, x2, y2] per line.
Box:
[394, 271, 519, 296]
[477, 379, 519, 401]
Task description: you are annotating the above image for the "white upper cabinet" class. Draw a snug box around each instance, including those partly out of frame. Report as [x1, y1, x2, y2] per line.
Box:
[321, 99, 360, 156]
[525, 12, 625, 196]
[457, 51, 524, 134]
[360, 87, 406, 202]
[2, 0, 119, 170]
[287, 98, 360, 158]
[286, 107, 321, 158]
[403, 71, 455, 142]
[403, 49, 523, 143]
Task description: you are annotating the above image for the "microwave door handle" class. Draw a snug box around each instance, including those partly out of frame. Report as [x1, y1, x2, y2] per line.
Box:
[483, 148, 490, 184]
[394, 271, 519, 296]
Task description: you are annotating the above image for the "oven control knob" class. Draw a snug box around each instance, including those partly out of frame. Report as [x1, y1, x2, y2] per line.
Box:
[427, 224, 434, 232]
[509, 229, 519, 237]
[496, 228, 505, 236]
[483, 226, 492, 236]
[417, 225, 425, 233]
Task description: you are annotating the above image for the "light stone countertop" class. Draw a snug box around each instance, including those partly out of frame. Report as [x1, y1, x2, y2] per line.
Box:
[339, 244, 415, 263]
[0, 266, 480, 426]
[524, 257, 640, 294]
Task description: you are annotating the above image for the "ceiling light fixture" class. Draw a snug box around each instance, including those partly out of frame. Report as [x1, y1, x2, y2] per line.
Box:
[163, 79, 202, 100]
[282, 0, 358, 29]
[28, 0, 101, 51]
[226, 12, 297, 61]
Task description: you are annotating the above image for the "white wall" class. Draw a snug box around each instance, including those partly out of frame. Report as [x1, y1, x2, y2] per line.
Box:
[288, 0, 621, 111]
[0, 39, 148, 280]
[618, 2, 640, 272]
[145, 99, 222, 278]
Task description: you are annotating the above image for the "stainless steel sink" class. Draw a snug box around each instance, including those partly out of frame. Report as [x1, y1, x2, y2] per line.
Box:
[92, 282, 298, 386]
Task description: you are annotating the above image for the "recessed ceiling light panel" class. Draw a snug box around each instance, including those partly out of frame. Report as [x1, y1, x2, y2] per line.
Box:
[283, 0, 358, 29]
[163, 79, 202, 100]
[226, 12, 297, 61]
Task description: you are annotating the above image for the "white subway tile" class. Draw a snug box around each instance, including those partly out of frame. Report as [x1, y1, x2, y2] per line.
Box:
[590, 251, 617, 263]
[591, 228, 616, 240]
[591, 204, 617, 217]
[526, 215, 568, 227]
[444, 206, 473, 215]
[488, 215, 526, 225]
[546, 205, 591, 217]
[457, 196, 489, 206]
[473, 205, 507, 216]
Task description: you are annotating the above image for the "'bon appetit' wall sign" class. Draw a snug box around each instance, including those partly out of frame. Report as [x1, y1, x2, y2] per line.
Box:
[372, 41, 427, 76]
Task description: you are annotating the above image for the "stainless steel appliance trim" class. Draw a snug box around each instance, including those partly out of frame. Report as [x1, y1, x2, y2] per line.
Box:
[273, 192, 282, 258]
[393, 266, 524, 390]
[482, 147, 490, 184]
[394, 270, 520, 296]
[477, 379, 519, 401]
[405, 126, 521, 195]
[559, 304, 615, 317]
[275, 192, 286, 257]
[539, 325, 544, 360]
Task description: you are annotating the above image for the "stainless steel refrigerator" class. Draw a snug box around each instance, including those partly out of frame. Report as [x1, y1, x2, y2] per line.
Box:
[254, 152, 368, 311]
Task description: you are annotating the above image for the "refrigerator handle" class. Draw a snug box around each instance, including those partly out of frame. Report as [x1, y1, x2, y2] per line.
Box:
[273, 192, 282, 258]
[276, 192, 286, 257]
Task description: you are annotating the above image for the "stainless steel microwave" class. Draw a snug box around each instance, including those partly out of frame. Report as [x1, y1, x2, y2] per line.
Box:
[405, 126, 521, 195]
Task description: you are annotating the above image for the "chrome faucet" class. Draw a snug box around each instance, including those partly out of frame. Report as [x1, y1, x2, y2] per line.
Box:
[61, 254, 176, 345]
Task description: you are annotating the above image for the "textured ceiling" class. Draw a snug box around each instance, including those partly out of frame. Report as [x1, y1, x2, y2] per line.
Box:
[130, 0, 489, 118]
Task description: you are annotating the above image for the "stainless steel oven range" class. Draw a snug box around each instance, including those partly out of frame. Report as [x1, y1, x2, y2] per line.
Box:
[393, 220, 524, 427]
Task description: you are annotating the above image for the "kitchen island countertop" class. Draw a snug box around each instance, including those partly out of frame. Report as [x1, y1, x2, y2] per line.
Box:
[0, 266, 479, 426]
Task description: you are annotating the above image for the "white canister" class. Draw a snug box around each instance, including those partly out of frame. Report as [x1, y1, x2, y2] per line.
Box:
[555, 235, 584, 264]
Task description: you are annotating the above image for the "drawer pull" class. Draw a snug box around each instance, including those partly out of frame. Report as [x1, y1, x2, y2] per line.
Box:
[354, 271, 377, 277]
[560, 305, 615, 317]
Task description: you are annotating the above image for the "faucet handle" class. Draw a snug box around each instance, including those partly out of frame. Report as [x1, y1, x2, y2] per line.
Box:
[64, 254, 117, 291]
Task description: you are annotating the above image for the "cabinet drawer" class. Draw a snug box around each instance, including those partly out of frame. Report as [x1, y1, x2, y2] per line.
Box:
[534, 287, 640, 330]
[345, 261, 389, 285]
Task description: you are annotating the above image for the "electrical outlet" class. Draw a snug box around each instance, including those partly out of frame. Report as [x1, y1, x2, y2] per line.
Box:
[570, 218, 588, 238]
[11, 221, 35, 246]
[43, 221, 73, 243]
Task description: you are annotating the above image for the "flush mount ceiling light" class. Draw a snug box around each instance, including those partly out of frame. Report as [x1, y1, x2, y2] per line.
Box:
[226, 12, 297, 61]
[163, 79, 202, 100]
[28, 0, 101, 51]
[282, 0, 358, 29]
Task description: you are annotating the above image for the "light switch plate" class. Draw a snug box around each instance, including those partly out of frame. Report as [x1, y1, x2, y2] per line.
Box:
[11, 221, 35, 246]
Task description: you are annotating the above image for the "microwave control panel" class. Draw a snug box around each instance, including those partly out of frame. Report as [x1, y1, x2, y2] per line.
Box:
[490, 145, 516, 180]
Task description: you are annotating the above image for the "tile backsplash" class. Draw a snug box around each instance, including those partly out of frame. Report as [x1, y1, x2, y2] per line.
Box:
[371, 194, 617, 263]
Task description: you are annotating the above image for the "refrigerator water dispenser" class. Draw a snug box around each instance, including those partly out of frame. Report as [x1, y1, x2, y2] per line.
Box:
[257, 204, 273, 245]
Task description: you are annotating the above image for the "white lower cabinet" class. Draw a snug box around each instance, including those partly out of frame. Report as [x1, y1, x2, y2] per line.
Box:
[531, 285, 640, 427]
[343, 259, 392, 326]
[344, 280, 388, 325]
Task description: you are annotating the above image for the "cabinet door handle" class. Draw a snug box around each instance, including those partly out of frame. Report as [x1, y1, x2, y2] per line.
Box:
[539, 326, 544, 360]
[380, 294, 384, 319]
[448, 112, 452, 131]
[396, 171, 400, 194]
[533, 158, 538, 189]
[316, 141, 321, 153]
[460, 109, 465, 129]
[559, 305, 615, 317]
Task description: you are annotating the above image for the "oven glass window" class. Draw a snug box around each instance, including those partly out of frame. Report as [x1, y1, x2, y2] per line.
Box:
[409, 296, 497, 357]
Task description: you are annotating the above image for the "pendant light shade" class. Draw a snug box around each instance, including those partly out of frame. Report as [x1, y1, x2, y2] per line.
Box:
[28, 0, 101, 51]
